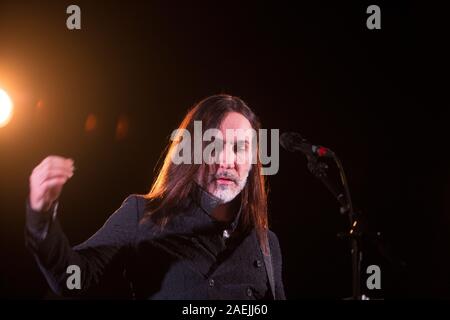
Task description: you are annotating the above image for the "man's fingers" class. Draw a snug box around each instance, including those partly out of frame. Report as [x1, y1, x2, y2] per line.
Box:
[35, 156, 74, 173]
[38, 164, 74, 173]
[34, 168, 74, 185]
[38, 173, 72, 186]
[33, 163, 74, 180]
[40, 176, 69, 190]
[42, 155, 73, 165]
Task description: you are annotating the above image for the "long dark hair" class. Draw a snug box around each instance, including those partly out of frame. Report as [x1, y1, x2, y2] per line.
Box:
[142, 94, 269, 253]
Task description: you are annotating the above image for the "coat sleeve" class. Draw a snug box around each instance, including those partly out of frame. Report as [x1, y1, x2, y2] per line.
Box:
[25, 195, 139, 297]
[269, 231, 286, 300]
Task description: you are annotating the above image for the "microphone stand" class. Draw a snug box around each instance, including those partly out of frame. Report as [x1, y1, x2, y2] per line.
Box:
[306, 154, 362, 300]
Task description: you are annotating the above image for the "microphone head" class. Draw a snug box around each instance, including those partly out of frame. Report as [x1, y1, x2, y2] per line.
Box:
[280, 132, 306, 152]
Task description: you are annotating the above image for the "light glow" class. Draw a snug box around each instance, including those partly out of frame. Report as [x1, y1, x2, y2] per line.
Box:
[0, 88, 14, 128]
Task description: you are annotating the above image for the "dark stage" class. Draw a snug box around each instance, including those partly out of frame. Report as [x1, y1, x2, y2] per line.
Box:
[0, 0, 447, 301]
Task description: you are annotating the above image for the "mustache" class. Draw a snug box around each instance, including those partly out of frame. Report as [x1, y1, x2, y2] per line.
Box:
[213, 171, 238, 182]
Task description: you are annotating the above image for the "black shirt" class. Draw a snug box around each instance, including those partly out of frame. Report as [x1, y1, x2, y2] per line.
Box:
[25, 187, 286, 300]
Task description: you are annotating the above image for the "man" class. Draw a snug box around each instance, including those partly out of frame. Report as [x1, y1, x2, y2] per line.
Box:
[25, 94, 285, 299]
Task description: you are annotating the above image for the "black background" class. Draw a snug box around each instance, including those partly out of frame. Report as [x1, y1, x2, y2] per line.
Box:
[0, 0, 447, 299]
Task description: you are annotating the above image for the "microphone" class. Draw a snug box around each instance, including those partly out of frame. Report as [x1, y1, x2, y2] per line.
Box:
[280, 131, 346, 207]
[280, 132, 334, 159]
[281, 131, 371, 300]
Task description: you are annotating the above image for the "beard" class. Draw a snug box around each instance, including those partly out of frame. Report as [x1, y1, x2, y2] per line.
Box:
[209, 169, 249, 203]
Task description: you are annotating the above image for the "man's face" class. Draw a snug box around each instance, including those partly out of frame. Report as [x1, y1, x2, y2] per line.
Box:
[199, 112, 254, 203]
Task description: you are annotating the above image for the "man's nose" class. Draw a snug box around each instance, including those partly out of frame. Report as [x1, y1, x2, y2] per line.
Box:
[218, 144, 235, 168]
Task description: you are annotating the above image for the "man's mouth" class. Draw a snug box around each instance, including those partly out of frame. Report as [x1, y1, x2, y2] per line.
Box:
[215, 177, 235, 185]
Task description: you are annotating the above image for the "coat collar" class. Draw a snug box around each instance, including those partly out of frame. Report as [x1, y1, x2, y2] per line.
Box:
[194, 183, 242, 233]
